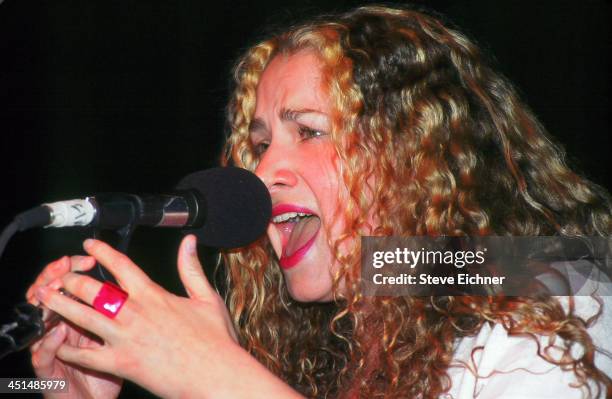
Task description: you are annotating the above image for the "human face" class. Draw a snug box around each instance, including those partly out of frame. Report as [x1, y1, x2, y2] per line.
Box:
[250, 50, 342, 302]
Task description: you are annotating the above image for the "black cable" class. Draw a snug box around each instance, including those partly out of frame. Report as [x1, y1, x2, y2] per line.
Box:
[0, 206, 51, 262]
[0, 221, 18, 261]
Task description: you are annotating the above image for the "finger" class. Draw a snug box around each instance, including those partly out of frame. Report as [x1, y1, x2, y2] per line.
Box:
[35, 257, 69, 286]
[60, 272, 133, 321]
[26, 256, 96, 304]
[69, 255, 97, 272]
[27, 275, 65, 308]
[177, 235, 215, 300]
[35, 285, 118, 341]
[30, 319, 69, 353]
[56, 344, 114, 375]
[31, 323, 67, 377]
[83, 239, 151, 290]
[26, 257, 70, 304]
[61, 272, 104, 306]
[55, 320, 104, 352]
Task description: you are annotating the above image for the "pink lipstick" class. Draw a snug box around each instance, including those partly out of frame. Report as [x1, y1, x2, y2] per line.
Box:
[271, 204, 321, 269]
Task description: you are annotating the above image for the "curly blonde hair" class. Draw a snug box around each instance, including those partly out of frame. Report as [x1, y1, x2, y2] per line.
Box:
[221, 5, 612, 398]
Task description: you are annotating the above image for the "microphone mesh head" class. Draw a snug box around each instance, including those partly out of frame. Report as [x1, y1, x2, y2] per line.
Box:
[176, 167, 271, 249]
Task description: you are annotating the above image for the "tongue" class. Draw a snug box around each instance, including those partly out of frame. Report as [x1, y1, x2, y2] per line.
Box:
[284, 216, 321, 258]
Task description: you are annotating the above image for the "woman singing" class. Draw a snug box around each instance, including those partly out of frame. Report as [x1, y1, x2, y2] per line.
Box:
[27, 5, 612, 398]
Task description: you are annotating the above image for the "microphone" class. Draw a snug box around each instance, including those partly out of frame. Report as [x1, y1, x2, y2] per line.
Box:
[0, 167, 272, 360]
[13, 167, 272, 249]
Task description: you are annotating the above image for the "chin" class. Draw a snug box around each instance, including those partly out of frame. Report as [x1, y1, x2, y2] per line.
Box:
[284, 272, 334, 303]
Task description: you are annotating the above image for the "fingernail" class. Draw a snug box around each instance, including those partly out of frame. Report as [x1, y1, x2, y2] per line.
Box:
[35, 286, 48, 301]
[49, 278, 63, 290]
[47, 325, 59, 337]
[57, 323, 67, 336]
[185, 236, 197, 255]
[83, 239, 94, 249]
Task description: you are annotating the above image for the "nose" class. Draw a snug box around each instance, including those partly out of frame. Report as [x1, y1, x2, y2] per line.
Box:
[255, 143, 298, 193]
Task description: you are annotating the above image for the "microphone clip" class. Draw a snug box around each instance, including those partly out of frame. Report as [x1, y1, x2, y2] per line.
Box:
[0, 303, 45, 359]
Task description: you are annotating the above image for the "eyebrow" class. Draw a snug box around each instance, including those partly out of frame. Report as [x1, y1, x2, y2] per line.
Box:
[248, 118, 267, 135]
[249, 108, 328, 135]
[280, 108, 327, 122]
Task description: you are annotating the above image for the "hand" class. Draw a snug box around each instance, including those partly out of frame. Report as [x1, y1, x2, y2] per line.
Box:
[26, 256, 123, 399]
[33, 236, 241, 398]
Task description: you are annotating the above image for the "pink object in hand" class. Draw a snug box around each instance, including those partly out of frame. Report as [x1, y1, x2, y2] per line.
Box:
[93, 282, 128, 319]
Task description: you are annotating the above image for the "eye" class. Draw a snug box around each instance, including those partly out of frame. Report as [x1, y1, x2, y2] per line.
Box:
[251, 141, 270, 156]
[298, 125, 327, 141]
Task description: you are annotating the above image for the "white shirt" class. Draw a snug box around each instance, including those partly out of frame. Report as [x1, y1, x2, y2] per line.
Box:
[445, 267, 612, 399]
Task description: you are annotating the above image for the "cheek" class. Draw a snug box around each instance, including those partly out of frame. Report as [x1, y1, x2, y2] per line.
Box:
[302, 145, 343, 230]
[301, 145, 352, 280]
[310, 148, 364, 280]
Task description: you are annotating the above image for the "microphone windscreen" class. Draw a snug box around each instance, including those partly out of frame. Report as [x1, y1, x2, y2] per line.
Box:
[176, 167, 271, 249]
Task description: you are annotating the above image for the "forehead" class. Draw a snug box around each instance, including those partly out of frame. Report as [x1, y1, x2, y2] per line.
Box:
[255, 50, 329, 114]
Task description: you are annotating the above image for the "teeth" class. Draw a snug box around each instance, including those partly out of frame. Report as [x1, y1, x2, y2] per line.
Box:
[272, 212, 311, 223]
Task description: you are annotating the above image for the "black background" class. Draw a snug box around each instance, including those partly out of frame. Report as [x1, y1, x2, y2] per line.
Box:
[0, 1, 609, 397]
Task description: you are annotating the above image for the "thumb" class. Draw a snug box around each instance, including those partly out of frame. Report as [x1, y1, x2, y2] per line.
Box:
[177, 234, 215, 300]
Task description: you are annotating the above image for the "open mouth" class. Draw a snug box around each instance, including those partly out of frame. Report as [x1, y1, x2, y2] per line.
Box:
[272, 205, 321, 269]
